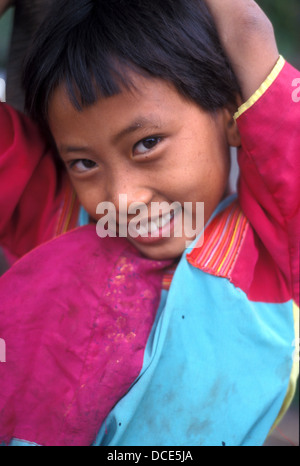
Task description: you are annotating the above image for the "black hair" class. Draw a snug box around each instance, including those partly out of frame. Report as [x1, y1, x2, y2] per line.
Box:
[23, 0, 240, 125]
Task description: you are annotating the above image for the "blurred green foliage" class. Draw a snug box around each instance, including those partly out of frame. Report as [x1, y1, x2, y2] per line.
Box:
[0, 8, 13, 69]
[0, 1, 299, 69]
[257, 0, 300, 66]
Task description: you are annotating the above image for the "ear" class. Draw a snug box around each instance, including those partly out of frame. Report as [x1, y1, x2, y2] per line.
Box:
[221, 98, 242, 148]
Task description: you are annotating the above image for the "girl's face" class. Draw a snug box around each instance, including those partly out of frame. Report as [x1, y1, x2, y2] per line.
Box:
[48, 73, 240, 260]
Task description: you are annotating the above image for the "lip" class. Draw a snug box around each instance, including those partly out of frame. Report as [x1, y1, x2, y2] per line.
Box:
[127, 211, 177, 244]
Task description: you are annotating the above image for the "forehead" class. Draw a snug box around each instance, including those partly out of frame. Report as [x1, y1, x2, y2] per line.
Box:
[47, 72, 208, 142]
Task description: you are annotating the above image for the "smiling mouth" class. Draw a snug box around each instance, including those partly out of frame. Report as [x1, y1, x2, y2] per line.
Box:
[126, 209, 181, 244]
[135, 211, 175, 235]
[96, 200, 204, 247]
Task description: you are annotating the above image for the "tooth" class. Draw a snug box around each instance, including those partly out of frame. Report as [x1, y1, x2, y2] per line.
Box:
[160, 213, 171, 228]
[148, 222, 160, 236]
[148, 217, 160, 229]
[132, 212, 175, 237]
[138, 223, 149, 236]
[149, 221, 159, 233]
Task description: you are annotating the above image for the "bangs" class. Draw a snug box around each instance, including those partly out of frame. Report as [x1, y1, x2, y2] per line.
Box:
[23, 0, 240, 125]
[64, 56, 139, 112]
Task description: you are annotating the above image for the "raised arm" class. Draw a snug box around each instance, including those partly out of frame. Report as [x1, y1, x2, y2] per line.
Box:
[203, 0, 279, 100]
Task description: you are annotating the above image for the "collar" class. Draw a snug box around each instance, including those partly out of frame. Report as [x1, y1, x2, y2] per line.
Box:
[163, 198, 249, 290]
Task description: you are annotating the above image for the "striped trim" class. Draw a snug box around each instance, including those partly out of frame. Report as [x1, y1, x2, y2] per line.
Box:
[55, 183, 80, 236]
[186, 200, 249, 279]
[234, 55, 285, 120]
[162, 265, 178, 291]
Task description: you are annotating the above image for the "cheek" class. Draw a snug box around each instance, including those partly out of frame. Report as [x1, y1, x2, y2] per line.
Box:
[183, 151, 229, 197]
[71, 182, 103, 219]
[206, 153, 231, 200]
[187, 151, 230, 223]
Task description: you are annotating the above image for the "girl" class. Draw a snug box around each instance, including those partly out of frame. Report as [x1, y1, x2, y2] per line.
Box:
[0, 0, 299, 446]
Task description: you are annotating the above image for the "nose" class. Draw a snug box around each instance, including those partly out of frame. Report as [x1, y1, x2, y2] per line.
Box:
[108, 173, 154, 220]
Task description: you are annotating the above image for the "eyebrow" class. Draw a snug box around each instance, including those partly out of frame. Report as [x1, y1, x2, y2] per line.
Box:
[112, 116, 162, 143]
[59, 116, 162, 154]
[59, 145, 92, 155]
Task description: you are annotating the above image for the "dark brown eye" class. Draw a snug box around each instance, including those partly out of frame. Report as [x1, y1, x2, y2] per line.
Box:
[69, 159, 97, 172]
[133, 137, 161, 155]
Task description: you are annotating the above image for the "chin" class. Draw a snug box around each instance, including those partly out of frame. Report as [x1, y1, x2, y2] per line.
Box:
[129, 238, 189, 262]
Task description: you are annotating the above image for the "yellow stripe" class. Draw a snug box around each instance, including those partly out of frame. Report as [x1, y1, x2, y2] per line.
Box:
[62, 190, 77, 233]
[270, 302, 299, 432]
[234, 55, 285, 120]
[216, 211, 242, 274]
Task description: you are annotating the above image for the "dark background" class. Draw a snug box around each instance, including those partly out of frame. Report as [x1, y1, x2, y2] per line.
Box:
[0, 0, 300, 69]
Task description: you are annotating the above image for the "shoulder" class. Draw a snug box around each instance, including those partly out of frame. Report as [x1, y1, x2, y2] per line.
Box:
[234, 57, 300, 126]
[186, 197, 293, 303]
